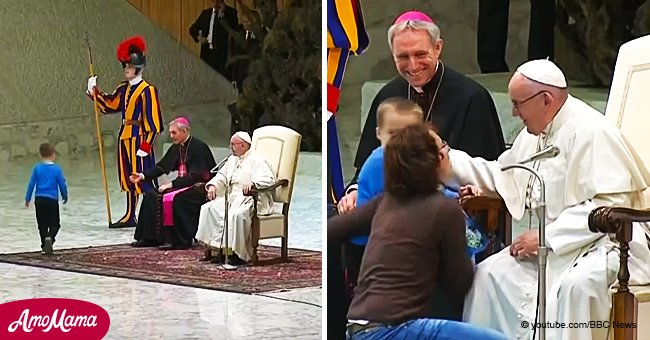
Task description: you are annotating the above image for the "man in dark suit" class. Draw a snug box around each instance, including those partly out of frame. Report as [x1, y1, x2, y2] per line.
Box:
[189, 0, 239, 79]
[477, 0, 556, 73]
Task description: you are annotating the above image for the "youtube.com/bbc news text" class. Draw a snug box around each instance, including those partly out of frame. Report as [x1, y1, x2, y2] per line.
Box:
[520, 320, 637, 330]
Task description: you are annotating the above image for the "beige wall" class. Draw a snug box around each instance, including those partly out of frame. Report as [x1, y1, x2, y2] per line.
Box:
[0, 0, 235, 160]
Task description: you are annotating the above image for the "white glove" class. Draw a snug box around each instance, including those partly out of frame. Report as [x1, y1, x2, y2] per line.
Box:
[136, 141, 151, 157]
[87, 76, 97, 95]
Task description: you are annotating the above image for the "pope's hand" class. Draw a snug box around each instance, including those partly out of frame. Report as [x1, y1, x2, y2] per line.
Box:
[206, 185, 217, 201]
[129, 173, 143, 184]
[510, 229, 539, 260]
[458, 185, 482, 205]
[337, 190, 357, 214]
[242, 183, 254, 195]
[158, 183, 172, 193]
[87, 76, 97, 95]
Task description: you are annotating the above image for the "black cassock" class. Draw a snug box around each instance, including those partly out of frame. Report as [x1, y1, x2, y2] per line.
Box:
[352, 62, 507, 186]
[133, 136, 216, 248]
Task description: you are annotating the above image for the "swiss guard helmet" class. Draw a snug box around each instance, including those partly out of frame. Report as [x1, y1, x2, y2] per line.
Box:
[116, 36, 147, 70]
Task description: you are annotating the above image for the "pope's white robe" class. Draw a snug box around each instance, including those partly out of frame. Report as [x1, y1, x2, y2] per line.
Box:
[448, 95, 650, 340]
[195, 150, 275, 262]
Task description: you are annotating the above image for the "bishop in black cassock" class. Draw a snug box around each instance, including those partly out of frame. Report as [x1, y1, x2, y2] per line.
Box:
[353, 61, 506, 184]
[130, 134, 216, 250]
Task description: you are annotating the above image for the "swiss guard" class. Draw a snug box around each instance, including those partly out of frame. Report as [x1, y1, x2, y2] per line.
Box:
[85, 35, 164, 228]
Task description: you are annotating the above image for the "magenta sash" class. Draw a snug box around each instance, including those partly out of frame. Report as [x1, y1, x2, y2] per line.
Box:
[162, 187, 192, 226]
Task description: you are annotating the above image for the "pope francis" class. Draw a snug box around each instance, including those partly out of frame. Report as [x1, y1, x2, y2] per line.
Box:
[451, 59, 650, 340]
[195, 131, 276, 266]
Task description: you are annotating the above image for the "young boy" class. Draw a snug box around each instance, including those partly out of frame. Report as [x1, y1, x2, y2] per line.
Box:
[355, 97, 424, 210]
[349, 97, 488, 282]
[24, 143, 68, 255]
[344, 97, 424, 296]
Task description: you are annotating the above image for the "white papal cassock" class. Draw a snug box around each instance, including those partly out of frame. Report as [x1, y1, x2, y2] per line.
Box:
[195, 150, 275, 262]
[449, 95, 650, 340]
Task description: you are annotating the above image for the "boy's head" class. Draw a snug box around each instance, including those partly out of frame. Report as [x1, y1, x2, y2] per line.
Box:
[39, 143, 55, 160]
[376, 97, 424, 146]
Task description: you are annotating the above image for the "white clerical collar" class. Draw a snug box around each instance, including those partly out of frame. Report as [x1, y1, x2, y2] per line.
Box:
[409, 60, 439, 93]
[43, 160, 54, 165]
[181, 135, 191, 146]
[129, 75, 143, 85]
[541, 95, 572, 135]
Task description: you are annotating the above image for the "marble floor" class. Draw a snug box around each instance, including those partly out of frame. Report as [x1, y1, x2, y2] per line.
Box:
[0, 154, 322, 339]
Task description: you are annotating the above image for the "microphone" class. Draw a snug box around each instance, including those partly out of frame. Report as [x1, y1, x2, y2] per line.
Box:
[210, 156, 229, 174]
[518, 145, 560, 164]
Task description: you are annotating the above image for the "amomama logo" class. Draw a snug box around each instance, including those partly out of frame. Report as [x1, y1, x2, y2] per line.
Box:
[0, 298, 110, 339]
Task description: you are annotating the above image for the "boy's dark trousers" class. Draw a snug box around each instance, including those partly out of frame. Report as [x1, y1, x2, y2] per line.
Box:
[35, 197, 60, 247]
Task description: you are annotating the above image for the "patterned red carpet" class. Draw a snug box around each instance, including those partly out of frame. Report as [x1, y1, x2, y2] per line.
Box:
[0, 244, 321, 294]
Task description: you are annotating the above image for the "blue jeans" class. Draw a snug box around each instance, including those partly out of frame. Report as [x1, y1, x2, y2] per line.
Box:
[347, 319, 507, 340]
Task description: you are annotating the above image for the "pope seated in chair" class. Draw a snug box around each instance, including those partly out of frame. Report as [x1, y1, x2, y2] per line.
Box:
[195, 131, 276, 266]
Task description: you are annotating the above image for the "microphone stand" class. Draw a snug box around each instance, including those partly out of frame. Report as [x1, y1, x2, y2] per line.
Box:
[221, 180, 237, 271]
[210, 156, 237, 271]
[500, 163, 547, 340]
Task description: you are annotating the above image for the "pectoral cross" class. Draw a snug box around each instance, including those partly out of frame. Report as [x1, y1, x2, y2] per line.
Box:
[178, 163, 187, 177]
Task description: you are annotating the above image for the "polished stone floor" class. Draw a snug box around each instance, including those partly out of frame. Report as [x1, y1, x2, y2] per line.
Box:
[0, 153, 322, 339]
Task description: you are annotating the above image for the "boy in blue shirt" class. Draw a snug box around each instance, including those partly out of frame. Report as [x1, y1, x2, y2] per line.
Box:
[352, 98, 488, 277]
[344, 98, 424, 293]
[25, 143, 68, 255]
[357, 115, 488, 261]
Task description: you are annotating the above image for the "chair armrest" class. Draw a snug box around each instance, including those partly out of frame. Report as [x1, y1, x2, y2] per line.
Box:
[254, 179, 290, 193]
[589, 206, 650, 234]
[244, 179, 290, 216]
[460, 196, 505, 212]
[243, 179, 289, 197]
[589, 206, 650, 295]
[461, 196, 505, 235]
[461, 195, 513, 251]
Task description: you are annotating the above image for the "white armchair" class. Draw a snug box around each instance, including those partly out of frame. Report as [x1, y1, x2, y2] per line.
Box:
[247, 125, 301, 265]
[588, 34, 650, 340]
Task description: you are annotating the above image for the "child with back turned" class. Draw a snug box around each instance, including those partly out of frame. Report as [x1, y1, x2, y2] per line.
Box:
[346, 98, 488, 302]
[24, 143, 68, 255]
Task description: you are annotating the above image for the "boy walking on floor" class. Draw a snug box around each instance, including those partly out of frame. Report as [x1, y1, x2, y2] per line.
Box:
[24, 143, 68, 255]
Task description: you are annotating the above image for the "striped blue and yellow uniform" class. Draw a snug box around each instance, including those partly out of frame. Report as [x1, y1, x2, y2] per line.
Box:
[94, 79, 164, 223]
[327, 0, 368, 204]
